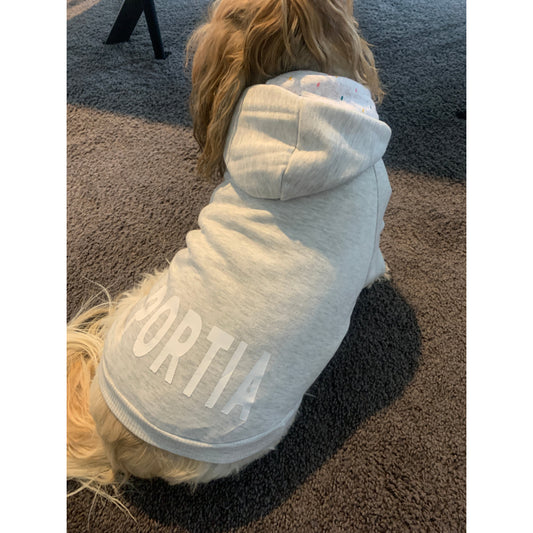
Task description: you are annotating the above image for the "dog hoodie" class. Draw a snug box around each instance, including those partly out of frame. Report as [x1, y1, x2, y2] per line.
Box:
[98, 71, 392, 464]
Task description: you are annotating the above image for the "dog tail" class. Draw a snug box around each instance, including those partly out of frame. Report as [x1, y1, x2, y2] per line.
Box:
[67, 302, 117, 493]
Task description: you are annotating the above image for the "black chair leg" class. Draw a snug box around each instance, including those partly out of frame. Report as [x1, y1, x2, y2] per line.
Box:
[143, 0, 168, 59]
[105, 0, 169, 60]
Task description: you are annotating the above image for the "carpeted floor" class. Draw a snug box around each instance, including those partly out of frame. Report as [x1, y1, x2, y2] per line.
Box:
[67, 0, 466, 531]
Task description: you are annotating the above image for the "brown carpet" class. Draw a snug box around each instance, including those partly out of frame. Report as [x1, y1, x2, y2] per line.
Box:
[67, 0, 466, 530]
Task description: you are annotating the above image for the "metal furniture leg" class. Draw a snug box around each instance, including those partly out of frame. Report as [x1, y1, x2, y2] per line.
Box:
[105, 0, 169, 59]
[143, 0, 168, 59]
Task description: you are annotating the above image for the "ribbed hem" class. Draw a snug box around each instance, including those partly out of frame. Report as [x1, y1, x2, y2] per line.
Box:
[97, 358, 297, 464]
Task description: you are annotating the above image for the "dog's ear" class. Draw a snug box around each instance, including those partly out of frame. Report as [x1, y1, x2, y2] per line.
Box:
[187, 5, 248, 180]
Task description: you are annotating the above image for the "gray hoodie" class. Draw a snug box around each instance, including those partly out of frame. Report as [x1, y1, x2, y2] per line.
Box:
[98, 71, 392, 464]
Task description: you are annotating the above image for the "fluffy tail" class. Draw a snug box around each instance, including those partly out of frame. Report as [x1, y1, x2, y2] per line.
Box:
[67, 302, 116, 492]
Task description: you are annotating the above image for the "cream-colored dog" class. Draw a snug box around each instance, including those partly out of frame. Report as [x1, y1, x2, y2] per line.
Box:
[67, 0, 391, 497]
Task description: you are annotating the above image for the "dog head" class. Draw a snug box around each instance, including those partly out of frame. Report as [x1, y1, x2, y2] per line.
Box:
[186, 0, 383, 181]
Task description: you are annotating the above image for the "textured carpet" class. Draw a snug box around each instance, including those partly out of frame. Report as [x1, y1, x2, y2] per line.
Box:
[67, 0, 466, 530]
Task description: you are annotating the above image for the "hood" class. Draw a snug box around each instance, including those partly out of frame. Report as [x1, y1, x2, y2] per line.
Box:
[223, 71, 391, 201]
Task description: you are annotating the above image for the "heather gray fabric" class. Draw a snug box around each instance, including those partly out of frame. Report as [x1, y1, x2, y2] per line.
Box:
[97, 72, 392, 463]
[67, 0, 466, 529]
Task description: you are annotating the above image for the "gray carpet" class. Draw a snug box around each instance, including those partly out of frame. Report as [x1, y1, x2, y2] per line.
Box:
[67, 0, 466, 530]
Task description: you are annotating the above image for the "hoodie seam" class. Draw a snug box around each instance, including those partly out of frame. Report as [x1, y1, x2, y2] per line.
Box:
[364, 165, 382, 286]
[279, 98, 302, 200]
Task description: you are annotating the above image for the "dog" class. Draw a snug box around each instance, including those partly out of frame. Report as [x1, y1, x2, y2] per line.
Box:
[67, 0, 391, 495]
